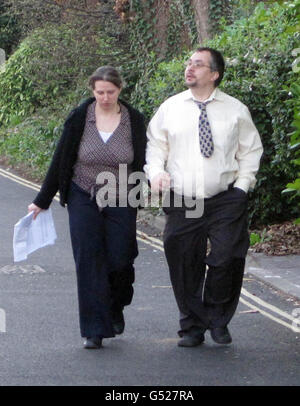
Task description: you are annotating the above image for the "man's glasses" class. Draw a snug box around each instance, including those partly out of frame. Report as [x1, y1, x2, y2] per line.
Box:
[184, 60, 211, 70]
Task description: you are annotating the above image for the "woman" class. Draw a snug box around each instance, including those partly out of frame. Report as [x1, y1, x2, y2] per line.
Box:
[28, 66, 147, 349]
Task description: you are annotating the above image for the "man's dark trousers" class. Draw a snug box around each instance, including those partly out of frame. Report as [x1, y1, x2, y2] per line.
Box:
[163, 186, 249, 337]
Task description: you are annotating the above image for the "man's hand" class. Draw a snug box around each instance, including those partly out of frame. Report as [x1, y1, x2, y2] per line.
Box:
[150, 172, 171, 194]
[28, 203, 44, 220]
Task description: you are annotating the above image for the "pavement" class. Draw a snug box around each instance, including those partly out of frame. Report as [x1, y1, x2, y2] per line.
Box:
[137, 210, 300, 301]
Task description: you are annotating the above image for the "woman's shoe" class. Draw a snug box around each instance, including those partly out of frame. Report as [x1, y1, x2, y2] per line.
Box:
[83, 336, 103, 349]
[112, 310, 125, 335]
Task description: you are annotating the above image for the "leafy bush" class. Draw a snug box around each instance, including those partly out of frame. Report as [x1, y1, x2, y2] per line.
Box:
[0, 110, 66, 178]
[0, 3, 20, 55]
[213, 2, 300, 225]
[0, 38, 36, 124]
[282, 53, 300, 222]
[0, 81, 93, 179]
[0, 17, 128, 178]
[131, 54, 188, 120]
[0, 23, 113, 126]
[132, 0, 300, 226]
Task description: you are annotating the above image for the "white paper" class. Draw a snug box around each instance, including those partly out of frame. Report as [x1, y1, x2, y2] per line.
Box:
[13, 209, 57, 262]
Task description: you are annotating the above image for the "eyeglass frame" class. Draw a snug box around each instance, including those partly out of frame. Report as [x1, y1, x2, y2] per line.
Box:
[184, 60, 212, 70]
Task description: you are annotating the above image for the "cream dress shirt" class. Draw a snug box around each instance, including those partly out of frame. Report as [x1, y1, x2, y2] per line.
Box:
[144, 88, 263, 198]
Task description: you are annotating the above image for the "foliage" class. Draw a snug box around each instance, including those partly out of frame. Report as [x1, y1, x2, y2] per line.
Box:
[131, 0, 300, 226]
[0, 113, 64, 179]
[282, 48, 300, 222]
[209, 0, 234, 33]
[229, 0, 261, 20]
[250, 228, 272, 246]
[0, 0, 131, 177]
[0, 38, 36, 124]
[131, 54, 188, 120]
[0, 11, 122, 176]
[0, 23, 118, 126]
[126, 0, 275, 124]
[4, 0, 62, 35]
[0, 2, 21, 55]
[4, 0, 129, 58]
[212, 0, 300, 226]
[250, 232, 261, 246]
[0, 76, 94, 179]
[126, 0, 199, 121]
[3, 0, 108, 36]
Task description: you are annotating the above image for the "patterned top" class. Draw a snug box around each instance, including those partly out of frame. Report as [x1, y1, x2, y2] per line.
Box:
[72, 101, 134, 199]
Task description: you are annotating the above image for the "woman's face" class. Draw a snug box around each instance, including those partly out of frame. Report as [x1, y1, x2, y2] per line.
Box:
[93, 80, 121, 110]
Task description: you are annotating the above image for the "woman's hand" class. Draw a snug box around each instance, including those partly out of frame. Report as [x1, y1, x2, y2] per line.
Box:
[28, 203, 44, 220]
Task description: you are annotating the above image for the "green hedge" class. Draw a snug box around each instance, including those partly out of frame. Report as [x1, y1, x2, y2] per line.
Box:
[0, 23, 113, 178]
[0, 23, 112, 126]
[131, 1, 300, 226]
[0, 3, 20, 56]
[0, 114, 64, 179]
[282, 58, 300, 222]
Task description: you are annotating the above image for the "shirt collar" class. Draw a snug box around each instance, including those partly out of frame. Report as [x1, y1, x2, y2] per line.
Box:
[183, 87, 223, 103]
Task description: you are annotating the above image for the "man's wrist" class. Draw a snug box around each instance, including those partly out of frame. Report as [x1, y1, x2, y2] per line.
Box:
[233, 179, 250, 194]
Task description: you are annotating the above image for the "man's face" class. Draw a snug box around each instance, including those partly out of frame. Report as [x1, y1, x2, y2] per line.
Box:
[184, 51, 218, 89]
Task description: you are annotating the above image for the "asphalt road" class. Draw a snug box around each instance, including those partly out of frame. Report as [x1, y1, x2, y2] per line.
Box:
[0, 170, 300, 388]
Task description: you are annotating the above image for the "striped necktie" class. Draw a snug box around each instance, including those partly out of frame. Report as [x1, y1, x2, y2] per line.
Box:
[194, 100, 214, 158]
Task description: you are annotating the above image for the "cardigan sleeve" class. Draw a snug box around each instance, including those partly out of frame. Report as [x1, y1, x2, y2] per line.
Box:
[33, 122, 69, 209]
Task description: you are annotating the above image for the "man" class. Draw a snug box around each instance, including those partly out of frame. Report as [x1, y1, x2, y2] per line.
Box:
[144, 47, 263, 347]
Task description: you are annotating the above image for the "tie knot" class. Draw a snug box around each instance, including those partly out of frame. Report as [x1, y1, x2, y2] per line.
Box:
[194, 100, 211, 110]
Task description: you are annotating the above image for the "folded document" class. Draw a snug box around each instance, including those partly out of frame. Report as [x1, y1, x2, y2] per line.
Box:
[13, 209, 57, 262]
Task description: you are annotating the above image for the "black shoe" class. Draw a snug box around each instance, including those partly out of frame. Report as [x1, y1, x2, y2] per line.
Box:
[83, 336, 102, 349]
[178, 334, 205, 347]
[210, 327, 232, 344]
[112, 310, 125, 335]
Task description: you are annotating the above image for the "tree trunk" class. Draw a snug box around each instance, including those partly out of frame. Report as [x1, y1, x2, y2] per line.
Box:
[192, 0, 210, 43]
[154, 0, 170, 58]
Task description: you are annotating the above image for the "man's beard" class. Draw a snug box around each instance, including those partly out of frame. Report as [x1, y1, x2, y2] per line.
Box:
[185, 80, 197, 88]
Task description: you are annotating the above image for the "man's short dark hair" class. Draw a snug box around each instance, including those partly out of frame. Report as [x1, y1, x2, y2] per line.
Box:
[196, 47, 225, 87]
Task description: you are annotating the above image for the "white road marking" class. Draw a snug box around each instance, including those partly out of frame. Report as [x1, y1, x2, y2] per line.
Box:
[241, 288, 295, 322]
[0, 264, 46, 274]
[239, 297, 295, 331]
[0, 168, 59, 201]
[137, 237, 163, 252]
[137, 230, 163, 246]
[0, 168, 41, 189]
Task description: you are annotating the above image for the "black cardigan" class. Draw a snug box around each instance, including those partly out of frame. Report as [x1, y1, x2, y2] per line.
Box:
[33, 97, 147, 209]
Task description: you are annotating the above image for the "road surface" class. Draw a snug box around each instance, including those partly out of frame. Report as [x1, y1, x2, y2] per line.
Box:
[0, 168, 299, 389]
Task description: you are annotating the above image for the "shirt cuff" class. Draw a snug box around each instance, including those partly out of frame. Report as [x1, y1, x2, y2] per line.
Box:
[233, 178, 252, 194]
[143, 164, 168, 183]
